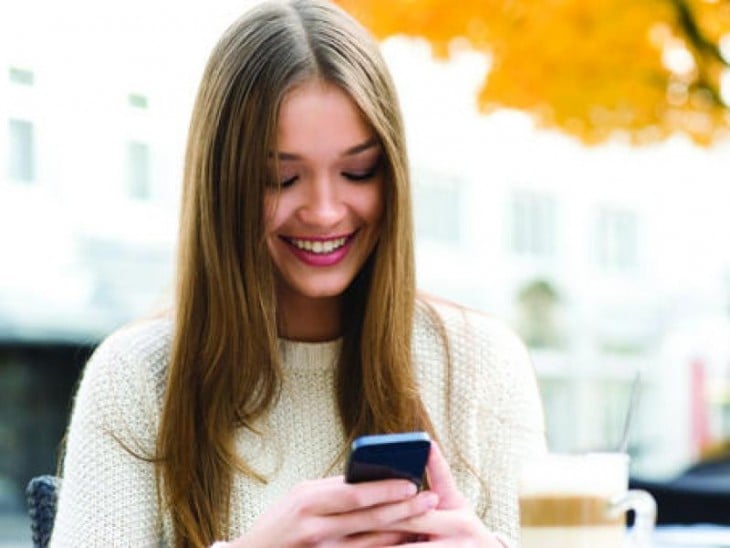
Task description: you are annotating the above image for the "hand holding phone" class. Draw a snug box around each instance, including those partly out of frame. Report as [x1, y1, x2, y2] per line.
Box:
[345, 431, 431, 488]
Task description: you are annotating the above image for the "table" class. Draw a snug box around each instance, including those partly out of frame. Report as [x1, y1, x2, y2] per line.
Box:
[651, 525, 730, 547]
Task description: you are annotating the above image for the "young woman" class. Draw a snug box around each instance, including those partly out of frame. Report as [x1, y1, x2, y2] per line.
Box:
[51, 1, 546, 546]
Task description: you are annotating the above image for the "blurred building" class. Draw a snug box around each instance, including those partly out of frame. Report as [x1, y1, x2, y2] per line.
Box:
[397, 42, 730, 476]
[411, 144, 730, 477]
[0, 61, 178, 344]
[0, 18, 181, 531]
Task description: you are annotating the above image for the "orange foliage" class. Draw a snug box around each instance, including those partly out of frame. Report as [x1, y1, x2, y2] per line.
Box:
[334, 0, 730, 146]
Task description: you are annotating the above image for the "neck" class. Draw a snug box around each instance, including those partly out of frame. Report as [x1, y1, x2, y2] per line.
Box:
[276, 285, 343, 343]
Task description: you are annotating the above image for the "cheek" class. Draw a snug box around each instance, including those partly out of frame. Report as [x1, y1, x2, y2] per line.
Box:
[359, 183, 385, 224]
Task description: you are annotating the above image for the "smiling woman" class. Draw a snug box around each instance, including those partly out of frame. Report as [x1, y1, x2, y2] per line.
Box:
[49, 1, 546, 547]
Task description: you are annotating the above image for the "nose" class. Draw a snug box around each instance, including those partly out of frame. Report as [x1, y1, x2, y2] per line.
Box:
[297, 175, 345, 228]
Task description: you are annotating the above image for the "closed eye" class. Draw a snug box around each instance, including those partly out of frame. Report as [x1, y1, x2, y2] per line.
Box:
[342, 159, 382, 182]
[278, 175, 298, 188]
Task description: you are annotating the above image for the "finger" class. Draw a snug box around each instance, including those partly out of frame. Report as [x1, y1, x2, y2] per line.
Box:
[425, 442, 463, 509]
[382, 507, 473, 537]
[331, 490, 439, 538]
[343, 531, 410, 547]
[389, 534, 506, 548]
[384, 541, 452, 548]
[301, 477, 418, 514]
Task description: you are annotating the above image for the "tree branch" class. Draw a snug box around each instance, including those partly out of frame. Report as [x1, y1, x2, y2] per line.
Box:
[670, 0, 729, 67]
[669, 0, 728, 107]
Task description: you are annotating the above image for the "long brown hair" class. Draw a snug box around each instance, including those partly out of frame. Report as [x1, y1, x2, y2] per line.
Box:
[157, 1, 435, 545]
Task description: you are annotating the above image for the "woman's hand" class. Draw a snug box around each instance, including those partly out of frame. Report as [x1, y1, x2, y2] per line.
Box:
[383, 442, 510, 547]
[230, 475, 439, 547]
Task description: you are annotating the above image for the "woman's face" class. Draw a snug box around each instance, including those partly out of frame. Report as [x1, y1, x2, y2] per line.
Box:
[265, 80, 385, 308]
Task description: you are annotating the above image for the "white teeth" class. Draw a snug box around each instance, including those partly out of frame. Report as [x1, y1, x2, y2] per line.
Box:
[289, 236, 347, 254]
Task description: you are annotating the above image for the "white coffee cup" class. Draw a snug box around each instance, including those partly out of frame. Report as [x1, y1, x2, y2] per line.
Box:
[519, 452, 657, 548]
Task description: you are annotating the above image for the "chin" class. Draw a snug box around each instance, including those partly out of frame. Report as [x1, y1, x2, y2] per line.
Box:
[300, 284, 350, 299]
[293, 273, 356, 298]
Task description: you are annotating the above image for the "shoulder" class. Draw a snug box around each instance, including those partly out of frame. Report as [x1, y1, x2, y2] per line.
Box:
[413, 294, 537, 407]
[415, 293, 530, 368]
[79, 315, 173, 415]
[93, 315, 173, 371]
[414, 294, 545, 433]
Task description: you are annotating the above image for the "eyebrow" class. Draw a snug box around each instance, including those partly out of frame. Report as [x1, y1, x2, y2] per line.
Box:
[274, 138, 380, 161]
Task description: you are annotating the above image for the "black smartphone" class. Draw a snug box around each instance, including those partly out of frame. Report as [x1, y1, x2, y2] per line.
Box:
[345, 431, 431, 488]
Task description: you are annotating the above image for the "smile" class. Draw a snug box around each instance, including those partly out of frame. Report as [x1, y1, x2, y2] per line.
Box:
[280, 232, 357, 267]
[287, 235, 349, 255]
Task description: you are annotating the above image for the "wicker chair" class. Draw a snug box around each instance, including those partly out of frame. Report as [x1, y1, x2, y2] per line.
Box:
[26, 475, 61, 548]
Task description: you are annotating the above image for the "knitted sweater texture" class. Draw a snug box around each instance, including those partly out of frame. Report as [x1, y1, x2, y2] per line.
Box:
[51, 300, 546, 546]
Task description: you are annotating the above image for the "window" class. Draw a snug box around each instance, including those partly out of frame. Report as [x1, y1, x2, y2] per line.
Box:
[126, 141, 151, 199]
[510, 190, 556, 258]
[8, 118, 35, 183]
[128, 93, 148, 109]
[597, 208, 638, 272]
[9, 67, 34, 86]
[413, 172, 461, 243]
[516, 279, 563, 348]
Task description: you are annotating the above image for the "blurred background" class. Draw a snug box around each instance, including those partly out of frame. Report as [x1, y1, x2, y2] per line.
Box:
[1, 0, 729, 544]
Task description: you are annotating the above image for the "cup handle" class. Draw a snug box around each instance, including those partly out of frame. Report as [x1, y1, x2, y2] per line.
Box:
[610, 489, 657, 547]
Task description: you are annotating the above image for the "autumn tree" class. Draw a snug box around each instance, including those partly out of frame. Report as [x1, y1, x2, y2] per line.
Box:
[334, 0, 730, 145]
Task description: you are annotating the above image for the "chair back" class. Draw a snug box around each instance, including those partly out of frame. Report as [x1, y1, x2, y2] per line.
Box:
[26, 475, 61, 548]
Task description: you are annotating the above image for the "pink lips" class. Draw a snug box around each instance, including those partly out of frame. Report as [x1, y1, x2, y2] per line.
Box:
[282, 233, 356, 267]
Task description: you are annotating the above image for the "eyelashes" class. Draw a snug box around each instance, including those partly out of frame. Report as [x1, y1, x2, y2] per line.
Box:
[276, 157, 382, 188]
[342, 162, 381, 182]
[279, 175, 298, 188]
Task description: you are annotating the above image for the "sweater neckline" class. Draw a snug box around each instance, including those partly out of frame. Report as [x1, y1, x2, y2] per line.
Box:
[278, 337, 342, 371]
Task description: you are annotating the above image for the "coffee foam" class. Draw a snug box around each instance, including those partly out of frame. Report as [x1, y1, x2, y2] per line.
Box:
[519, 453, 628, 497]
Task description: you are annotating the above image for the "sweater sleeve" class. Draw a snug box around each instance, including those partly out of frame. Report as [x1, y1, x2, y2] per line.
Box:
[474, 315, 547, 542]
[415, 301, 546, 543]
[51, 326, 164, 547]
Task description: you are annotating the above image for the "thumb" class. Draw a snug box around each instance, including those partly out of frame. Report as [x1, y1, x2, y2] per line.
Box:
[425, 442, 465, 510]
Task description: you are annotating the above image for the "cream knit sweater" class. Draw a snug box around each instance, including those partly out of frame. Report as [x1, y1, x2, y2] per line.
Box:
[51, 299, 546, 546]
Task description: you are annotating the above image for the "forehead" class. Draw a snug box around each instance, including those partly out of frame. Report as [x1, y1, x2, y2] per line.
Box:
[276, 80, 375, 154]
